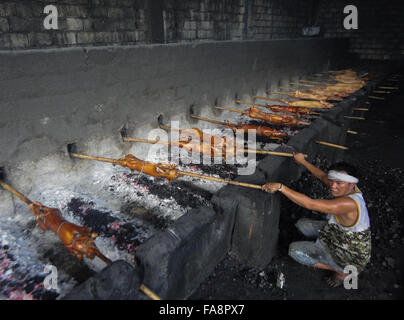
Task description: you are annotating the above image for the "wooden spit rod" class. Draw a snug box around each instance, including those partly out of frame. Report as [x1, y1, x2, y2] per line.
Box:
[251, 96, 326, 109]
[368, 96, 385, 100]
[122, 135, 302, 158]
[0, 167, 163, 301]
[237, 100, 322, 115]
[0, 180, 32, 205]
[344, 116, 365, 120]
[69, 152, 263, 190]
[215, 106, 311, 126]
[378, 86, 398, 90]
[316, 141, 349, 150]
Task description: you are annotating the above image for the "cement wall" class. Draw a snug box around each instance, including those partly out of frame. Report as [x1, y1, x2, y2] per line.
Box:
[0, 38, 349, 169]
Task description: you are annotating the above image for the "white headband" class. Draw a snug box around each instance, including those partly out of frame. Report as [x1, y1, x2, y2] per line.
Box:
[328, 170, 358, 183]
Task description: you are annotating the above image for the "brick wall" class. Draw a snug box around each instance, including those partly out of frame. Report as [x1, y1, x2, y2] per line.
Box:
[316, 0, 404, 60]
[0, 0, 403, 61]
[0, 0, 149, 49]
[0, 0, 312, 49]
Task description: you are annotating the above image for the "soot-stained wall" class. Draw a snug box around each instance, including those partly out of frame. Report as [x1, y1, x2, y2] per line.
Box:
[1, 1, 402, 60]
[0, 38, 349, 169]
[0, 0, 312, 49]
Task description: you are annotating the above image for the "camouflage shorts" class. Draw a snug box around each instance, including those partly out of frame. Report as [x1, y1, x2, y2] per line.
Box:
[289, 238, 345, 272]
[319, 223, 371, 273]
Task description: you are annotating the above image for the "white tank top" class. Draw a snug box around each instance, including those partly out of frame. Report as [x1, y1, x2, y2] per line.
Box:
[328, 187, 370, 232]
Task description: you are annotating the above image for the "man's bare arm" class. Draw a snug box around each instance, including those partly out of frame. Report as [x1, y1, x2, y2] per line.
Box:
[293, 153, 330, 186]
[262, 183, 356, 215]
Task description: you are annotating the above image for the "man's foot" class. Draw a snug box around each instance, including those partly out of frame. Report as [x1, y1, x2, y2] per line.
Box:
[326, 273, 347, 288]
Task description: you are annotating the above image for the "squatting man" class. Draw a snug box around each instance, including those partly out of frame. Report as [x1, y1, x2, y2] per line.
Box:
[262, 153, 371, 287]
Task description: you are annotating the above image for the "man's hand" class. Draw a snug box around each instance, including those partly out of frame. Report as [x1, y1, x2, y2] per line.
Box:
[293, 152, 307, 166]
[262, 182, 283, 194]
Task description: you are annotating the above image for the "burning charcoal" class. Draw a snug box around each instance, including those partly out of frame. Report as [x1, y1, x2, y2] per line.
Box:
[121, 174, 211, 209]
[67, 198, 151, 254]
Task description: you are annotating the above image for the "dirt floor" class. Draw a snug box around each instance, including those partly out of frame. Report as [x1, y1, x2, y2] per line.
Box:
[189, 73, 404, 300]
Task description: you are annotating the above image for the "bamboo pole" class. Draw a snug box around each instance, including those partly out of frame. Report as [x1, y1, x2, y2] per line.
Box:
[289, 82, 315, 87]
[299, 79, 332, 85]
[123, 135, 301, 157]
[178, 171, 262, 189]
[0, 181, 32, 205]
[190, 114, 229, 126]
[316, 141, 348, 150]
[280, 86, 298, 91]
[244, 99, 322, 115]
[140, 284, 162, 300]
[368, 96, 385, 100]
[70, 152, 264, 190]
[159, 124, 173, 131]
[378, 86, 398, 90]
[251, 96, 284, 102]
[347, 130, 358, 135]
[352, 108, 368, 111]
[344, 116, 365, 120]
[253, 96, 327, 109]
[69, 152, 118, 164]
[216, 106, 310, 125]
[373, 90, 390, 94]
[236, 100, 266, 107]
[1, 170, 166, 302]
[123, 137, 172, 145]
[215, 106, 244, 113]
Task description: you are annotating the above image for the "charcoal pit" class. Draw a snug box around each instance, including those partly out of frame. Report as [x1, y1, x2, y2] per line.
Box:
[1, 38, 378, 300]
